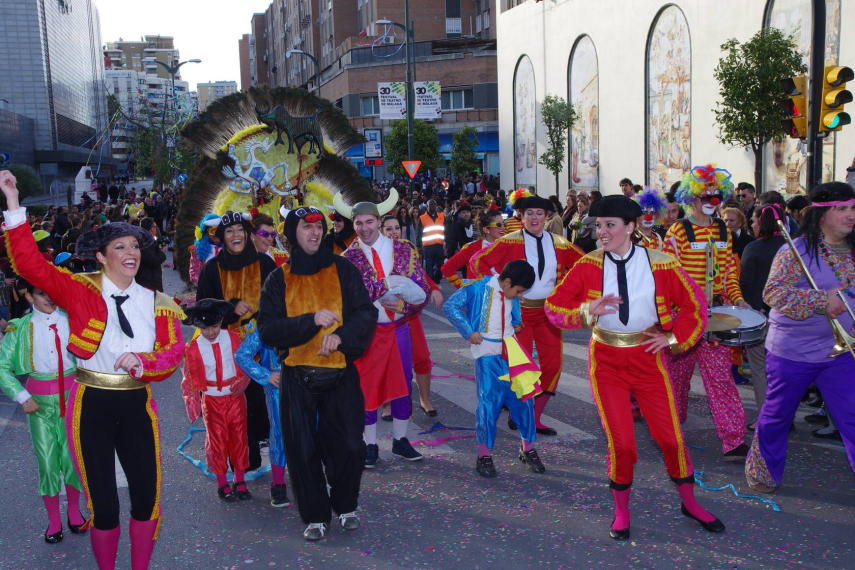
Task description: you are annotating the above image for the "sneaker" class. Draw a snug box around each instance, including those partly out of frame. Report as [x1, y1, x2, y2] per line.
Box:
[518, 447, 546, 473]
[812, 427, 842, 441]
[723, 443, 749, 462]
[270, 483, 289, 507]
[475, 455, 497, 478]
[392, 437, 424, 461]
[364, 443, 379, 469]
[805, 410, 829, 425]
[303, 522, 327, 541]
[338, 511, 360, 531]
[233, 481, 252, 501]
[217, 484, 236, 502]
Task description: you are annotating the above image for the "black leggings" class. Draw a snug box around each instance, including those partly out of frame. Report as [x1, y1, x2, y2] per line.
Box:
[73, 385, 160, 530]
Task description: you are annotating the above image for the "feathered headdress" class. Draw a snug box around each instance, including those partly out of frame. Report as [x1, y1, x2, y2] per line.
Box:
[193, 213, 220, 261]
[674, 164, 734, 206]
[175, 87, 378, 282]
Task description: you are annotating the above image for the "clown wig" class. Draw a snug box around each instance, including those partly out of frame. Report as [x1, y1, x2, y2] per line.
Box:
[674, 164, 734, 207]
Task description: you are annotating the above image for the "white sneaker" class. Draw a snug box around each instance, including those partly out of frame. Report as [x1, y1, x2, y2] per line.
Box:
[338, 511, 360, 531]
[303, 522, 327, 541]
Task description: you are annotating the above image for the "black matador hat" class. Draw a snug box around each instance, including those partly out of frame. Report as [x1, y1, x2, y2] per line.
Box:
[183, 298, 234, 328]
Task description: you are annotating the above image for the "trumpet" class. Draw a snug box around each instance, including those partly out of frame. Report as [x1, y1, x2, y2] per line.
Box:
[775, 218, 855, 358]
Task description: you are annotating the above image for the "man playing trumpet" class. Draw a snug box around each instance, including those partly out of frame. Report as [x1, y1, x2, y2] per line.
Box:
[746, 182, 855, 492]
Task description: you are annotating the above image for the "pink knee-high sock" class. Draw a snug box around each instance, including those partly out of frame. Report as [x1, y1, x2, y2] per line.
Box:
[216, 474, 228, 487]
[477, 444, 491, 457]
[533, 394, 551, 428]
[521, 440, 534, 452]
[676, 482, 716, 522]
[611, 488, 631, 530]
[271, 465, 286, 486]
[42, 495, 62, 534]
[233, 470, 246, 486]
[65, 485, 85, 526]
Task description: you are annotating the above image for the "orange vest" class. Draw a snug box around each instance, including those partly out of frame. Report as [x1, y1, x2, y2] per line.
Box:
[420, 212, 445, 246]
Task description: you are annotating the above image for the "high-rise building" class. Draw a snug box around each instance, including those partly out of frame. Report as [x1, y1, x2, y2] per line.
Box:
[238, 34, 252, 90]
[0, 0, 112, 188]
[104, 35, 182, 80]
[197, 81, 239, 110]
[243, 0, 499, 177]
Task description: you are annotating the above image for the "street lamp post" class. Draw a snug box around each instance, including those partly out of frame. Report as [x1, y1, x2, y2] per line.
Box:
[286, 49, 321, 99]
[153, 58, 201, 184]
[378, 1, 416, 194]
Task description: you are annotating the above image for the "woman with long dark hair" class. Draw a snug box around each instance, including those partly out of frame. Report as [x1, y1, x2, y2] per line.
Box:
[746, 182, 855, 493]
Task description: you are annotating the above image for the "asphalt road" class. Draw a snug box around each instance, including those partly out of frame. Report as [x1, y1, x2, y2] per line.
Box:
[0, 262, 853, 569]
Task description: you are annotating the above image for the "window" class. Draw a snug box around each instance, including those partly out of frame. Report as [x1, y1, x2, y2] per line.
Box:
[360, 95, 380, 116]
[441, 89, 473, 110]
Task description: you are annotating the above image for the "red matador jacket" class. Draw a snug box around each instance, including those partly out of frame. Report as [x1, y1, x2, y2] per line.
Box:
[471, 230, 584, 283]
[181, 329, 250, 423]
[441, 239, 489, 288]
[544, 249, 708, 355]
[3, 223, 186, 381]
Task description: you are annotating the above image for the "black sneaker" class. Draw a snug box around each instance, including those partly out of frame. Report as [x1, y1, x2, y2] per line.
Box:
[270, 483, 289, 507]
[475, 456, 497, 478]
[723, 443, 749, 462]
[392, 437, 424, 461]
[812, 427, 842, 441]
[805, 411, 829, 425]
[364, 443, 379, 469]
[518, 447, 546, 473]
[233, 481, 252, 501]
[217, 484, 236, 502]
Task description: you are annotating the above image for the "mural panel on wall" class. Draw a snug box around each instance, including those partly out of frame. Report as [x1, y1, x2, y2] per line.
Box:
[514, 55, 537, 187]
[646, 5, 691, 191]
[568, 36, 599, 192]
[765, 0, 840, 193]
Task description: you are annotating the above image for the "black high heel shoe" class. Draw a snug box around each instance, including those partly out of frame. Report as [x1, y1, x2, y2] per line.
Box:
[68, 517, 89, 534]
[44, 527, 63, 544]
[680, 504, 725, 533]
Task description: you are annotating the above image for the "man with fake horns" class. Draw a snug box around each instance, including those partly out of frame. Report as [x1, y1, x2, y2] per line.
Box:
[335, 189, 432, 467]
[258, 205, 377, 541]
[472, 194, 584, 434]
[545, 194, 725, 540]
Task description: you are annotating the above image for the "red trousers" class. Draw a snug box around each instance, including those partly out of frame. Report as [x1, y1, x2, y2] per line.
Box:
[516, 306, 563, 393]
[589, 341, 694, 485]
[201, 393, 249, 475]
[408, 314, 432, 375]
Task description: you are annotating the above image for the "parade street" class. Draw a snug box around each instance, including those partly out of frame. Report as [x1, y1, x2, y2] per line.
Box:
[0, 262, 852, 570]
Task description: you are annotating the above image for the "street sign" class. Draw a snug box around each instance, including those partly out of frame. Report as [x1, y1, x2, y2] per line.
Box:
[364, 128, 383, 158]
[365, 159, 384, 166]
[402, 160, 422, 179]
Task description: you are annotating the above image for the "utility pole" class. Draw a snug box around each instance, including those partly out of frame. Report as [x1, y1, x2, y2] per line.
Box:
[806, 0, 826, 190]
[404, 0, 416, 195]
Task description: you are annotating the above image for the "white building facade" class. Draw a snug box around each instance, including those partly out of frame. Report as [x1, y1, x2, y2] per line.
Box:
[497, 0, 855, 196]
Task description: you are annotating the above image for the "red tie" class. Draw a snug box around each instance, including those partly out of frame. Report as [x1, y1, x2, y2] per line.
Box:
[500, 292, 508, 361]
[371, 247, 396, 321]
[48, 324, 66, 417]
[212, 341, 224, 390]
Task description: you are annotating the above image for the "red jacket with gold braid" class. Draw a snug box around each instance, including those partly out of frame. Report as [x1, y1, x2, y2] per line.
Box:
[441, 239, 489, 288]
[544, 248, 707, 354]
[180, 329, 250, 423]
[471, 230, 584, 285]
[4, 223, 186, 382]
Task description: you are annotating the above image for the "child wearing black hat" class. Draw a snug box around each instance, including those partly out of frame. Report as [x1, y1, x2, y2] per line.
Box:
[181, 298, 253, 502]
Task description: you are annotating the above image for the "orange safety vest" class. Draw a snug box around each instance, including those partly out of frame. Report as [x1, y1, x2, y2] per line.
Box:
[420, 211, 446, 246]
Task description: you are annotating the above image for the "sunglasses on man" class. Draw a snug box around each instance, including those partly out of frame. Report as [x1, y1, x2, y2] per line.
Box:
[254, 229, 277, 239]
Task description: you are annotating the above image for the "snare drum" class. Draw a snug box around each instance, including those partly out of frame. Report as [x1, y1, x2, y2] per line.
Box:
[704, 305, 767, 346]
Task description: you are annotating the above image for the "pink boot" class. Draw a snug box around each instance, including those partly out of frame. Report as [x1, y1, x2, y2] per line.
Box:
[609, 482, 631, 541]
[90, 526, 120, 569]
[129, 518, 159, 570]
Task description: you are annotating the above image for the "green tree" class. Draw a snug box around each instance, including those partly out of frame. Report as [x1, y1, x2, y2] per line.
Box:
[384, 119, 440, 178]
[450, 126, 480, 178]
[538, 95, 577, 198]
[713, 27, 806, 190]
[7, 163, 44, 201]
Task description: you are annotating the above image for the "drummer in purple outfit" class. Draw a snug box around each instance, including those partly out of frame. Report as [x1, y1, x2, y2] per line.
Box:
[746, 182, 855, 493]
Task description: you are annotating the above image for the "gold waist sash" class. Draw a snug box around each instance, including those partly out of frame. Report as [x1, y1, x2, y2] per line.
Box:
[76, 368, 147, 390]
[520, 297, 545, 308]
[592, 326, 658, 348]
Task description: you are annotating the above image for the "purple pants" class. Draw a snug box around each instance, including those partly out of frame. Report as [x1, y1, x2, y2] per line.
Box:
[748, 352, 855, 487]
[364, 323, 413, 424]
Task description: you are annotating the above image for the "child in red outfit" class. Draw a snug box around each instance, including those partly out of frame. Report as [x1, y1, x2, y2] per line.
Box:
[181, 299, 252, 502]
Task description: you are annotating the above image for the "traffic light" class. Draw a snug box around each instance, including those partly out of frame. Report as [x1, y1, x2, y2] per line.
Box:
[780, 74, 808, 138]
[819, 65, 853, 132]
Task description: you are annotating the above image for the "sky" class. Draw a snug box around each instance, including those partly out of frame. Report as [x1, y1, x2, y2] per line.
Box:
[97, 0, 272, 91]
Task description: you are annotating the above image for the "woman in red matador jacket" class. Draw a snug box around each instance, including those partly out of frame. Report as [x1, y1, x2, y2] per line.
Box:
[442, 206, 506, 288]
[471, 195, 584, 435]
[544, 195, 724, 542]
[1, 170, 186, 570]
